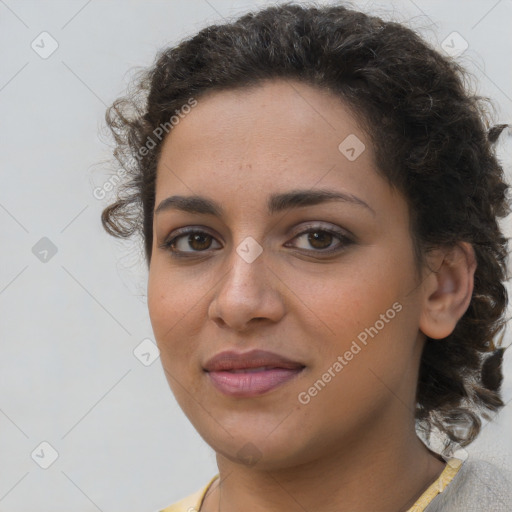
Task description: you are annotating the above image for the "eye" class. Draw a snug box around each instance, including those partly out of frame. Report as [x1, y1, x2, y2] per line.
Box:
[159, 228, 222, 256]
[286, 224, 353, 254]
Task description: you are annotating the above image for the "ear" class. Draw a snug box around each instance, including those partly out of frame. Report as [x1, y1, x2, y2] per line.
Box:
[419, 242, 477, 340]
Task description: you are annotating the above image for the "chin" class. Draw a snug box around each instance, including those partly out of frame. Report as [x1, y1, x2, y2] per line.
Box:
[194, 420, 317, 471]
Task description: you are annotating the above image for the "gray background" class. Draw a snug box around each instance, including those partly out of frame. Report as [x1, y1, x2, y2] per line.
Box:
[1, 1, 511, 510]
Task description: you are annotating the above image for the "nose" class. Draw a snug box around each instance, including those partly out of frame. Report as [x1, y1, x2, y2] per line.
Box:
[208, 243, 286, 332]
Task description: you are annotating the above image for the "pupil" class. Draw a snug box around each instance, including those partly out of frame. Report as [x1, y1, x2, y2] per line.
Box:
[308, 231, 332, 249]
[190, 233, 211, 250]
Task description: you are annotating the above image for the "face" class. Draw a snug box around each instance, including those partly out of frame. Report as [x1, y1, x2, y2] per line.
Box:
[147, 79, 428, 470]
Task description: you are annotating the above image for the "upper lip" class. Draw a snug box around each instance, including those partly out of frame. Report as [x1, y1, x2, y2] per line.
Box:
[203, 349, 305, 372]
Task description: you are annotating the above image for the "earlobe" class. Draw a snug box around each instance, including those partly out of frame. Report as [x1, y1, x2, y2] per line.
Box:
[419, 242, 476, 340]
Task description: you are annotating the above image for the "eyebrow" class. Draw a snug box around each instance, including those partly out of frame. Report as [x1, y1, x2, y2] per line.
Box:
[154, 189, 375, 217]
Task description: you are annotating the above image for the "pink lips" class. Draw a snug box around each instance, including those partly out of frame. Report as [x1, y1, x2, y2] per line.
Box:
[203, 349, 305, 397]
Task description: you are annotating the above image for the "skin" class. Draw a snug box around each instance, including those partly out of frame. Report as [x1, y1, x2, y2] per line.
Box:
[147, 79, 476, 512]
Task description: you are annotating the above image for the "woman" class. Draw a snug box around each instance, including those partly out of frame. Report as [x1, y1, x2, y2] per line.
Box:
[101, 3, 511, 511]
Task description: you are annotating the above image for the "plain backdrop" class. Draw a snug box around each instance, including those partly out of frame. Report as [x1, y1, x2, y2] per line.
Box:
[1, 1, 511, 511]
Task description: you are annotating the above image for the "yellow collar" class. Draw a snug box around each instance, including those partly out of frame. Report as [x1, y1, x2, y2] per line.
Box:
[406, 457, 464, 512]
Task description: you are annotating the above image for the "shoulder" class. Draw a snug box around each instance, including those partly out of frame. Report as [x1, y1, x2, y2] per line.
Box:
[426, 457, 512, 512]
[158, 475, 219, 512]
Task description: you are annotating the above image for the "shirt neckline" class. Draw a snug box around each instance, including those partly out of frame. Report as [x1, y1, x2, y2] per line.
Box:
[195, 457, 464, 512]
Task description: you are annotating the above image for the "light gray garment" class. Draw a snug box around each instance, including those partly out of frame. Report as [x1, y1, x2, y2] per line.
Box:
[425, 457, 512, 512]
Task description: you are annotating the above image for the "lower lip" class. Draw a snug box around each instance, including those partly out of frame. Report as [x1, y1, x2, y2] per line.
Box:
[206, 368, 304, 397]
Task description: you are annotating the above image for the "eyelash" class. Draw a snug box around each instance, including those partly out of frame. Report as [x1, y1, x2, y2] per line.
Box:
[159, 224, 354, 258]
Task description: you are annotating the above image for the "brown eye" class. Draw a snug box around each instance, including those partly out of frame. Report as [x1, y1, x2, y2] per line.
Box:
[160, 228, 222, 255]
[307, 231, 333, 249]
[287, 225, 353, 255]
[187, 233, 213, 251]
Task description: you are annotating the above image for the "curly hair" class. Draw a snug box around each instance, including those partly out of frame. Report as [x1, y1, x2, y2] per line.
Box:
[100, 2, 510, 450]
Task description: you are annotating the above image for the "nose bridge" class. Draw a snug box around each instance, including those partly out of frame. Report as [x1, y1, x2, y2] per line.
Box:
[223, 206, 266, 281]
[225, 235, 266, 295]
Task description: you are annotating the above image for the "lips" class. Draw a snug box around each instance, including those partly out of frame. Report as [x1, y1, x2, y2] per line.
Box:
[203, 349, 305, 372]
[203, 349, 305, 397]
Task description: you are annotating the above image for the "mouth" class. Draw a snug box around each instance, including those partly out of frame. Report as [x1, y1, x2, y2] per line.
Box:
[224, 366, 288, 373]
[203, 349, 306, 397]
[206, 367, 305, 397]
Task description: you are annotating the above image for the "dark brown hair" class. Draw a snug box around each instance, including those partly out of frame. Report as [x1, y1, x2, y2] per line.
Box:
[100, 2, 510, 450]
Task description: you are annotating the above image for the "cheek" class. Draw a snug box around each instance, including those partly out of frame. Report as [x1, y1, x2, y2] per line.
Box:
[147, 266, 204, 365]
[147, 270, 208, 406]
[288, 250, 418, 378]
[288, 261, 402, 339]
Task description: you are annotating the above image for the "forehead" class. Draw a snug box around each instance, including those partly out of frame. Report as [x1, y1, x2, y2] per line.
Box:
[161, 79, 364, 155]
[157, 79, 373, 184]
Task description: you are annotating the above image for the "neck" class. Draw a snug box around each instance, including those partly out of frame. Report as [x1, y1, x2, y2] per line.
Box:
[202, 415, 445, 512]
